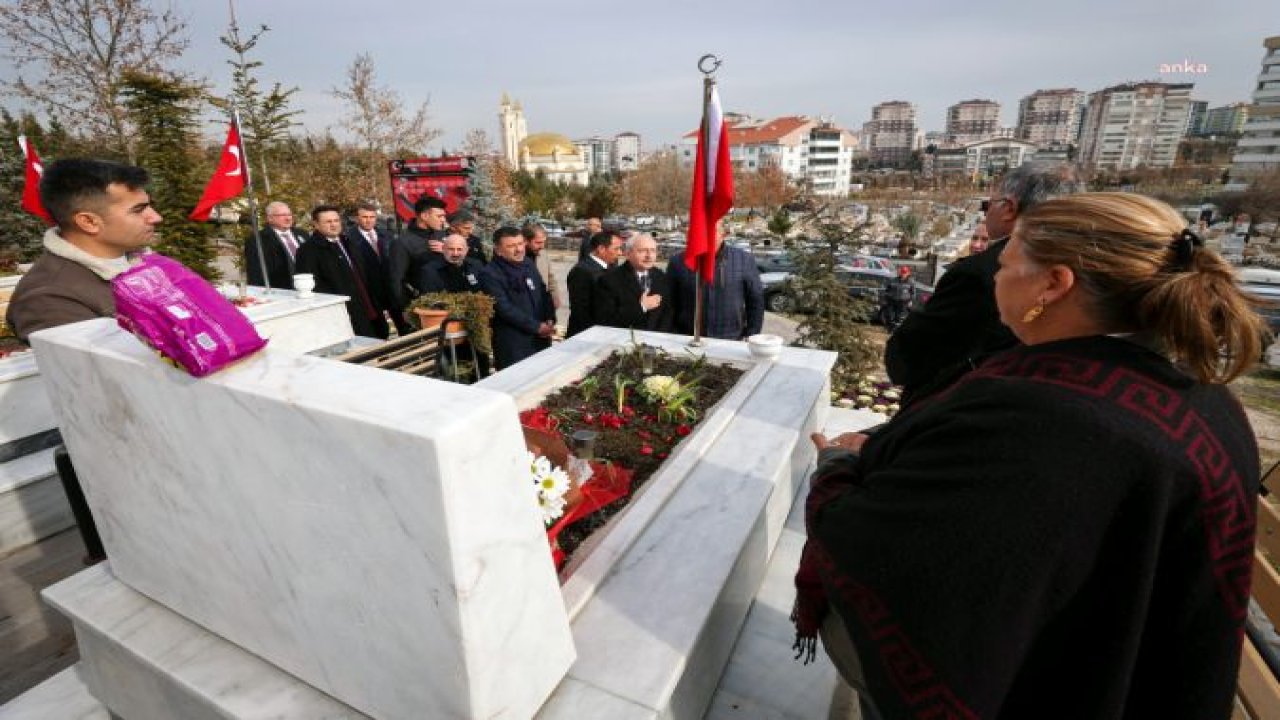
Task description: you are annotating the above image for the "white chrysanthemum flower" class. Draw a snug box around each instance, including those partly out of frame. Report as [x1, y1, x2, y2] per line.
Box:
[641, 375, 682, 402]
[872, 404, 887, 414]
[883, 389, 901, 401]
[855, 394, 873, 407]
[837, 397, 855, 408]
[539, 466, 570, 497]
[538, 492, 566, 524]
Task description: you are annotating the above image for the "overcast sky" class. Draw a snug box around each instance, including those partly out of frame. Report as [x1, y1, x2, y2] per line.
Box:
[8, 0, 1276, 150]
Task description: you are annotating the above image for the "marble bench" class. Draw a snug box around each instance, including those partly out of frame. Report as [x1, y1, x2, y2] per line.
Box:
[0, 448, 68, 557]
[0, 665, 109, 720]
[706, 406, 884, 720]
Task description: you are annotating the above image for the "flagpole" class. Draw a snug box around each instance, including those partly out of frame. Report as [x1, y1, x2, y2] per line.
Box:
[231, 105, 271, 296]
[691, 55, 720, 347]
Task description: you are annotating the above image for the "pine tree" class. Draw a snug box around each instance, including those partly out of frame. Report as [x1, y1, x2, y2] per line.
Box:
[0, 110, 57, 261]
[119, 72, 219, 280]
[215, 14, 301, 197]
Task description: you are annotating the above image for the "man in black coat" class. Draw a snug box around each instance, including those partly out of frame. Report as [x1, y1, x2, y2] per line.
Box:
[427, 234, 485, 294]
[343, 201, 404, 338]
[883, 162, 1084, 403]
[245, 201, 303, 289]
[565, 230, 622, 337]
[295, 205, 381, 339]
[593, 232, 672, 333]
[448, 209, 487, 263]
[478, 226, 554, 370]
[575, 216, 604, 261]
[388, 195, 448, 314]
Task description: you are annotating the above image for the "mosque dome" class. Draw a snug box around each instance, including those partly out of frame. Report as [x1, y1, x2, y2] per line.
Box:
[520, 133, 580, 157]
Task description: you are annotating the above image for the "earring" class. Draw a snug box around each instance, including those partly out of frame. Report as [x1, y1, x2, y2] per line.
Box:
[1022, 300, 1045, 323]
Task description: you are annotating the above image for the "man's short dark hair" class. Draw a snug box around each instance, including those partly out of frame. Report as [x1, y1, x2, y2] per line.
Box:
[310, 204, 341, 221]
[414, 196, 447, 214]
[448, 209, 475, 225]
[589, 232, 616, 251]
[493, 226, 522, 245]
[40, 158, 149, 229]
[521, 222, 544, 241]
[355, 201, 379, 213]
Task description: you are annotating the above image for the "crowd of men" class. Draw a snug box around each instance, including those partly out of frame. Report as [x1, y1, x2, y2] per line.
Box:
[3, 156, 767, 377]
[242, 194, 767, 374]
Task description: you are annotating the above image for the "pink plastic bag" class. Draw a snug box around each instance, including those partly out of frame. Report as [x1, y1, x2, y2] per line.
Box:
[113, 254, 267, 377]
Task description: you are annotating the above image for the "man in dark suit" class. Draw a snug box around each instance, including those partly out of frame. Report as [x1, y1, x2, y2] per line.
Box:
[388, 195, 448, 314]
[427, 234, 485, 294]
[448, 209, 487, 263]
[478, 226, 554, 370]
[565, 230, 622, 337]
[295, 205, 381, 339]
[576, 216, 604, 261]
[883, 162, 1084, 404]
[593, 232, 672, 332]
[343, 201, 404, 338]
[245, 201, 302, 289]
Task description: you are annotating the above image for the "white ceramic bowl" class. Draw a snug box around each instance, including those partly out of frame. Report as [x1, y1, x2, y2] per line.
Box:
[747, 333, 783, 359]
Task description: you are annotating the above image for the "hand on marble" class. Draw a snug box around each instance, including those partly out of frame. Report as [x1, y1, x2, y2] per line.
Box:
[810, 432, 868, 454]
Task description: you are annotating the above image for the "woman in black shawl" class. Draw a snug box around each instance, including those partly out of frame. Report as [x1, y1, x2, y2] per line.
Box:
[796, 193, 1270, 720]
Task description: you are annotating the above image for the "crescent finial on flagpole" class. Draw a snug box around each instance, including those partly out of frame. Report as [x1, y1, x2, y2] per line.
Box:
[698, 54, 721, 76]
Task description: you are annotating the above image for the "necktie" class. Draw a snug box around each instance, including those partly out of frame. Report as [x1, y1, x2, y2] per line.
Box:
[282, 231, 298, 257]
[335, 240, 378, 320]
[639, 273, 650, 294]
[364, 230, 379, 256]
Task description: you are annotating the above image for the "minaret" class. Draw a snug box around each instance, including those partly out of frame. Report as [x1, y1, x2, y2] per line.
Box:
[498, 94, 527, 168]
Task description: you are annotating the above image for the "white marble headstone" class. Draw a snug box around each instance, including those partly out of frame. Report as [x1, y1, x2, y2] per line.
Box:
[29, 319, 574, 720]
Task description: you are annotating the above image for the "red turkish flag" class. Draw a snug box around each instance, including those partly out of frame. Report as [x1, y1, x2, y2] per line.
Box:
[17, 136, 53, 225]
[684, 85, 734, 284]
[189, 123, 247, 221]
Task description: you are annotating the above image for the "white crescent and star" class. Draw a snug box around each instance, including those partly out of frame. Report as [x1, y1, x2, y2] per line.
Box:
[226, 146, 242, 176]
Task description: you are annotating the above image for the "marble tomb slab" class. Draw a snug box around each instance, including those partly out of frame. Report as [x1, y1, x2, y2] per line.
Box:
[480, 327, 837, 719]
[29, 318, 574, 720]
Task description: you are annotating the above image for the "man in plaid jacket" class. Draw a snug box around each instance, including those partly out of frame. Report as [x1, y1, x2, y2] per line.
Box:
[667, 222, 764, 340]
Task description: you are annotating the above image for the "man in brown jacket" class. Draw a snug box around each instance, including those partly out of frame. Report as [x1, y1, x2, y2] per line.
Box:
[6, 159, 161, 344]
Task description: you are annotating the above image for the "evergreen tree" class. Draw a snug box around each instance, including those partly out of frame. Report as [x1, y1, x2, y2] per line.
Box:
[216, 14, 301, 197]
[789, 238, 878, 395]
[0, 109, 50, 261]
[119, 72, 219, 281]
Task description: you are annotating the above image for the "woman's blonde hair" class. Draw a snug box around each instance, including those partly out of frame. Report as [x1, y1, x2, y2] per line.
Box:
[1015, 192, 1270, 383]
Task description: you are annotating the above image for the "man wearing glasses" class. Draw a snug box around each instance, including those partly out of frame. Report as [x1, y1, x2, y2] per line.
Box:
[246, 201, 304, 290]
[883, 162, 1084, 404]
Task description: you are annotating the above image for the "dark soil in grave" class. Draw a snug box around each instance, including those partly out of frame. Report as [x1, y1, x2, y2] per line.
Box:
[536, 347, 744, 566]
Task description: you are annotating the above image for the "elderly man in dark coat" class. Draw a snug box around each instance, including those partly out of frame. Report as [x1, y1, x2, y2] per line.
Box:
[593, 232, 672, 332]
[477, 226, 554, 370]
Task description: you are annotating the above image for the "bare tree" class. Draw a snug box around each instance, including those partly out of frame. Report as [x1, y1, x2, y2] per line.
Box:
[332, 53, 442, 201]
[0, 0, 190, 160]
[616, 150, 691, 216]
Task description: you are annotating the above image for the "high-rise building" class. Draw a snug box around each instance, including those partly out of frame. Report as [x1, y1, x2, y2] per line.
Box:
[573, 137, 614, 175]
[1203, 103, 1250, 136]
[1186, 100, 1209, 136]
[679, 115, 857, 196]
[1077, 82, 1194, 169]
[1016, 89, 1086, 146]
[613, 132, 641, 172]
[866, 101, 917, 167]
[945, 99, 1001, 146]
[1230, 36, 1280, 183]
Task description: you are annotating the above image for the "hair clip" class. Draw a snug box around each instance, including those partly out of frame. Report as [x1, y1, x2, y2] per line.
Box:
[1170, 228, 1203, 269]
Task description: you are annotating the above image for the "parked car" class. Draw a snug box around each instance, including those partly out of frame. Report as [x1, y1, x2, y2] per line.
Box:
[1245, 282, 1280, 366]
[763, 265, 933, 320]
